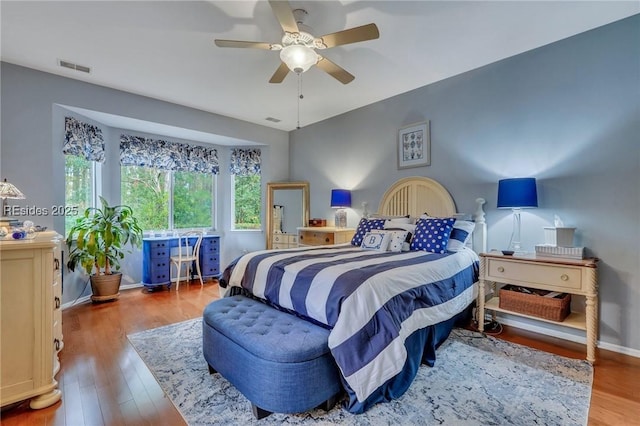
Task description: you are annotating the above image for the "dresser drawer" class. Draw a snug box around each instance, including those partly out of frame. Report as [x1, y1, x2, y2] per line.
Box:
[202, 264, 220, 276]
[273, 234, 298, 244]
[272, 234, 287, 244]
[487, 259, 583, 291]
[299, 230, 334, 246]
[150, 263, 171, 282]
[201, 238, 219, 254]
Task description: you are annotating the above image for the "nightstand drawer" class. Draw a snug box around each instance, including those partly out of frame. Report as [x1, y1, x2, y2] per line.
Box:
[487, 259, 583, 291]
[299, 230, 334, 245]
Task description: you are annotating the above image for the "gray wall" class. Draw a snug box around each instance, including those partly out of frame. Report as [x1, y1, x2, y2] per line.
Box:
[290, 15, 640, 352]
[1, 63, 289, 304]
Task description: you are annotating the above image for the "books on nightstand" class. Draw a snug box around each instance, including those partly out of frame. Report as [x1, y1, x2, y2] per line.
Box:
[535, 244, 585, 260]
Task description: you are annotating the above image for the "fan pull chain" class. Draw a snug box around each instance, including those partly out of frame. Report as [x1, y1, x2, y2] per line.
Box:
[297, 73, 303, 129]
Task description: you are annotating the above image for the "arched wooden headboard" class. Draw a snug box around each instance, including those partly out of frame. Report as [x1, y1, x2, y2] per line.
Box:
[378, 176, 456, 218]
[377, 176, 487, 253]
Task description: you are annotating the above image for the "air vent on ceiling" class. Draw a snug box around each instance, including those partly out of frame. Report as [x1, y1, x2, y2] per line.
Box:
[265, 117, 281, 123]
[58, 60, 91, 74]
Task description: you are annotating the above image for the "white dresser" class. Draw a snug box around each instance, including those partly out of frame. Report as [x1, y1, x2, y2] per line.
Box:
[272, 233, 298, 249]
[0, 232, 63, 409]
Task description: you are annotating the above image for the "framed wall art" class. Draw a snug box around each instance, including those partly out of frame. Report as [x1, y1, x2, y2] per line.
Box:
[397, 121, 430, 169]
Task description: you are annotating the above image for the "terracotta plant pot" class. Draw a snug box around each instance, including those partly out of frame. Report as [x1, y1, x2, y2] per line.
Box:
[90, 272, 122, 303]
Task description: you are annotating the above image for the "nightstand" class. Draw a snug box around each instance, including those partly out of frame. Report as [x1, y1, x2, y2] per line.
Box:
[478, 251, 599, 363]
[297, 227, 355, 247]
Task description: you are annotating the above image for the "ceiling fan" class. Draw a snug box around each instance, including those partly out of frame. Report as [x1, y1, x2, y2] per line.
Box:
[214, 0, 380, 84]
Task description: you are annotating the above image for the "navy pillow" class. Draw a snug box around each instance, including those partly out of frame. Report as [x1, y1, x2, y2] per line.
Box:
[410, 217, 455, 253]
[351, 218, 386, 246]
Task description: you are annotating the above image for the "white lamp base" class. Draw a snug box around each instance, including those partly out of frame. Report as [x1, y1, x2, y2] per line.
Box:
[334, 209, 347, 228]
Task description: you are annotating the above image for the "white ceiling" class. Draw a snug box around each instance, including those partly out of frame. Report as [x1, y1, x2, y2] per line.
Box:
[2, 1, 638, 136]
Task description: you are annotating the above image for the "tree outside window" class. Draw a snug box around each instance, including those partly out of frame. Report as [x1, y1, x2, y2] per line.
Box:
[121, 165, 215, 231]
[232, 174, 261, 230]
[64, 155, 98, 234]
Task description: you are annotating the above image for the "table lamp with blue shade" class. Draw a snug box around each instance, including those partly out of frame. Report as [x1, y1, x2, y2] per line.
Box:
[330, 189, 351, 229]
[497, 178, 538, 254]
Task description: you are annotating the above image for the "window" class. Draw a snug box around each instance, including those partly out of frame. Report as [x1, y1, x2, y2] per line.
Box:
[63, 116, 105, 235]
[230, 148, 262, 230]
[173, 171, 214, 229]
[119, 134, 219, 231]
[121, 166, 215, 231]
[64, 155, 100, 234]
[120, 166, 169, 230]
[232, 174, 261, 230]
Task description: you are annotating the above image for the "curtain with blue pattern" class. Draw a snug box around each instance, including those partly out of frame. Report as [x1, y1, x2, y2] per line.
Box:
[120, 134, 219, 174]
[229, 148, 261, 176]
[63, 116, 106, 162]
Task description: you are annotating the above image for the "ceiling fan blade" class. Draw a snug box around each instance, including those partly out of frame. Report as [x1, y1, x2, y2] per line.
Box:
[269, 62, 290, 84]
[318, 23, 380, 48]
[316, 57, 355, 84]
[268, 0, 299, 33]
[214, 39, 273, 50]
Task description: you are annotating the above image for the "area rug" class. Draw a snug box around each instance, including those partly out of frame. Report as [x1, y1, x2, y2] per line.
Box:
[128, 319, 592, 425]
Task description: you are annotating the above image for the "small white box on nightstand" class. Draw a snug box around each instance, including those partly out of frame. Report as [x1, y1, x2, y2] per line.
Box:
[543, 227, 576, 247]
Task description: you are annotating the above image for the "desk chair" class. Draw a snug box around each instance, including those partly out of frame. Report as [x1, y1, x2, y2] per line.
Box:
[170, 231, 203, 290]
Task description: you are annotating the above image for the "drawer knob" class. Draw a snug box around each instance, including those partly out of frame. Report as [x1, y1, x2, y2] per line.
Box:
[497, 266, 505, 273]
[54, 258, 60, 270]
[54, 296, 61, 309]
[54, 339, 61, 351]
[561, 274, 569, 281]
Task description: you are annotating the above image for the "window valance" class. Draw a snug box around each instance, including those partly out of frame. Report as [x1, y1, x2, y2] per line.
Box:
[120, 134, 219, 174]
[63, 116, 105, 162]
[230, 148, 261, 176]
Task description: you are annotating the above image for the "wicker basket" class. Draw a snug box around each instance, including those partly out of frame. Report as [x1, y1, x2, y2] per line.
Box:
[499, 285, 571, 322]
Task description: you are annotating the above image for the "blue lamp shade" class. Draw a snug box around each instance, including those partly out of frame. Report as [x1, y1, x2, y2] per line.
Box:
[497, 178, 538, 209]
[330, 189, 352, 208]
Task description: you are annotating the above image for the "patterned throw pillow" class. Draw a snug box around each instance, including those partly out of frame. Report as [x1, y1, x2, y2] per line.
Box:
[410, 217, 456, 253]
[448, 220, 475, 252]
[361, 231, 391, 252]
[388, 230, 409, 252]
[351, 218, 386, 246]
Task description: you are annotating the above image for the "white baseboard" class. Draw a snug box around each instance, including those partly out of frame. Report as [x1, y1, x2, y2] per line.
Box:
[497, 315, 640, 359]
[61, 282, 144, 310]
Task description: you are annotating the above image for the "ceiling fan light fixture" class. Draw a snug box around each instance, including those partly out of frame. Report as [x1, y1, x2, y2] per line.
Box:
[280, 44, 318, 74]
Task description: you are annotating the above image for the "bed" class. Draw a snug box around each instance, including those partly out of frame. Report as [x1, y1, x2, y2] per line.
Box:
[219, 176, 487, 413]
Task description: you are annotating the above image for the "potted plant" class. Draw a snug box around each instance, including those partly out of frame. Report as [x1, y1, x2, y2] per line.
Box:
[66, 196, 143, 302]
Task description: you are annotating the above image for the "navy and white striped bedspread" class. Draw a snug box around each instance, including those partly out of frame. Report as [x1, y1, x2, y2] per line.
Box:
[227, 244, 479, 409]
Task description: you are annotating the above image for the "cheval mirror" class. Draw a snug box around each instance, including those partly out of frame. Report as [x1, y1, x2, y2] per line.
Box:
[266, 182, 310, 249]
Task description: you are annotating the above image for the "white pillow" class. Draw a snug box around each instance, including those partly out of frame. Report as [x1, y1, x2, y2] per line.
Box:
[448, 220, 475, 252]
[361, 231, 391, 252]
[383, 221, 416, 233]
[388, 230, 409, 252]
[384, 217, 412, 225]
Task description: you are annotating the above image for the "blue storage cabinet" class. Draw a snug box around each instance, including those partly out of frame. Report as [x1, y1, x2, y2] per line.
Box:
[142, 235, 220, 289]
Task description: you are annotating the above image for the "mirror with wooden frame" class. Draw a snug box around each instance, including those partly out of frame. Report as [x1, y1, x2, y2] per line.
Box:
[265, 181, 310, 249]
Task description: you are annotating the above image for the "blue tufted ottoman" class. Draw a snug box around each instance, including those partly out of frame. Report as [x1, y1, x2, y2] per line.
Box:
[202, 295, 343, 419]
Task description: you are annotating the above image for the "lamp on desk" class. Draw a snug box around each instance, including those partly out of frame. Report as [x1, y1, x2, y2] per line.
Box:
[497, 178, 538, 253]
[0, 178, 26, 227]
[330, 189, 351, 229]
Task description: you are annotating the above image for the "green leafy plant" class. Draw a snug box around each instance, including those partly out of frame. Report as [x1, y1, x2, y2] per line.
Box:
[66, 196, 143, 275]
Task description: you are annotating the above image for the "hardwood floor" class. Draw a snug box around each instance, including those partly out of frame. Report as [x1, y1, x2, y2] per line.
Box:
[2, 281, 639, 425]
